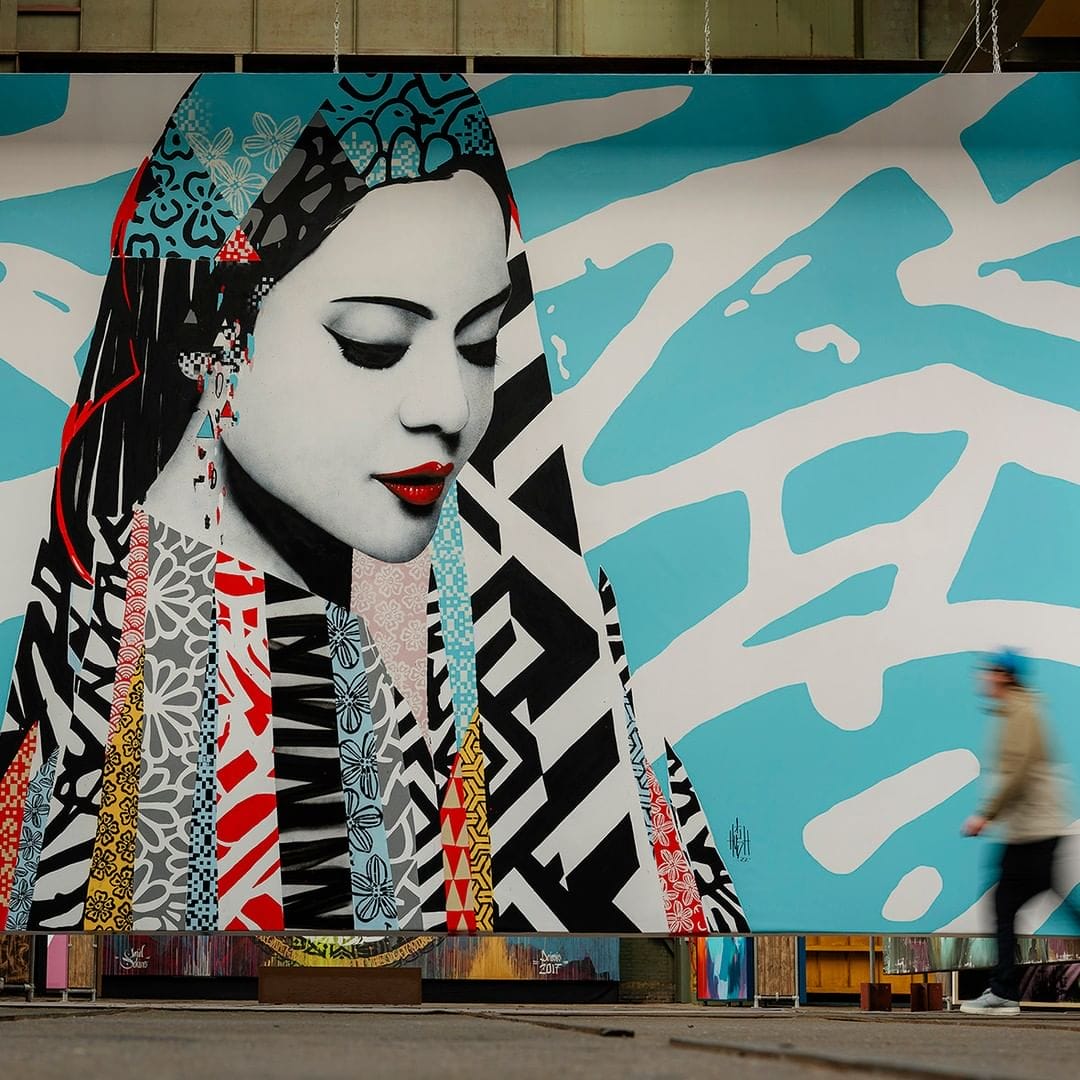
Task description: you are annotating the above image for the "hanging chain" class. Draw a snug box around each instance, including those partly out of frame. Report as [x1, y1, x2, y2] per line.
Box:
[703, 0, 712, 74]
[973, 0, 1010, 72]
[990, 0, 1001, 73]
[333, 0, 341, 74]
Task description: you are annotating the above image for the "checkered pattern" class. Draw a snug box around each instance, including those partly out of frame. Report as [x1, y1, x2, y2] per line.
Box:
[185, 628, 219, 930]
[431, 482, 477, 748]
[215, 226, 260, 264]
[0, 724, 37, 927]
[5, 748, 58, 930]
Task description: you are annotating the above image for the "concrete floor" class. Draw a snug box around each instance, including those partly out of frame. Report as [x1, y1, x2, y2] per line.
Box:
[2, 1003, 1079, 1079]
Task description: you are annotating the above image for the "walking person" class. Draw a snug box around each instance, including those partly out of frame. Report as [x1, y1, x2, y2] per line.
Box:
[961, 650, 1074, 1016]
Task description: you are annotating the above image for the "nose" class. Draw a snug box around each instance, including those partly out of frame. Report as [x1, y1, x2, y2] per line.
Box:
[397, 339, 470, 437]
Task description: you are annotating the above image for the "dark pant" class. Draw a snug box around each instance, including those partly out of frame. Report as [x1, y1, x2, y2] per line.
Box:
[991, 837, 1060, 1001]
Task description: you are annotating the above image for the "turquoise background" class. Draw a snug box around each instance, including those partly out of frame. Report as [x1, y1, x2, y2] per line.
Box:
[2, 72, 1079, 934]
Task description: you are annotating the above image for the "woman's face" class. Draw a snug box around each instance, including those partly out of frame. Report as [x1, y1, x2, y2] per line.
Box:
[221, 170, 510, 563]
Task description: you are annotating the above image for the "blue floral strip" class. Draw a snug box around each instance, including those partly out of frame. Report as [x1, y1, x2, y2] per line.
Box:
[325, 601, 397, 931]
[5, 748, 59, 930]
[430, 482, 478, 749]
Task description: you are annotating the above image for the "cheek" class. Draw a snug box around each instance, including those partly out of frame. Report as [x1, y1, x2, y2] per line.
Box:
[463, 367, 496, 444]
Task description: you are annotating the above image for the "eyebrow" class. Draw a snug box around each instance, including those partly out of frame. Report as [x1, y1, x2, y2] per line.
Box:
[330, 295, 433, 319]
[329, 284, 512, 333]
[456, 284, 512, 333]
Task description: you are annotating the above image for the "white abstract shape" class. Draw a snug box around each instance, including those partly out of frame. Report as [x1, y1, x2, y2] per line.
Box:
[806, 673, 883, 732]
[751, 254, 812, 295]
[724, 299, 749, 317]
[804, 750, 980, 874]
[898, 140, 1080, 342]
[489, 86, 691, 171]
[883, 866, 943, 922]
[0, 469, 56, 623]
[0, 243, 104, 404]
[0, 74, 194, 201]
[466, 74, 510, 93]
[795, 323, 861, 364]
[609, 365, 1080, 760]
[936, 886, 993, 934]
[550, 334, 570, 380]
[546, 304, 556, 314]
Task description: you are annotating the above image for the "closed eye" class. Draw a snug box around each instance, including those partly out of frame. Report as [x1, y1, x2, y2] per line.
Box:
[458, 339, 497, 368]
[325, 326, 408, 370]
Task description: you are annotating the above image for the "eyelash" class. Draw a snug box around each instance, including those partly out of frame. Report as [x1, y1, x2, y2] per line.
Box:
[326, 327, 498, 370]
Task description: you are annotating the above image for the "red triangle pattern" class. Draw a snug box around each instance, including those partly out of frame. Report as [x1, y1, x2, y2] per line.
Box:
[216, 226, 261, 264]
[440, 754, 476, 933]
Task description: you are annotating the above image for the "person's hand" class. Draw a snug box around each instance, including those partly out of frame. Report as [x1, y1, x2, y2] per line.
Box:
[962, 815, 987, 837]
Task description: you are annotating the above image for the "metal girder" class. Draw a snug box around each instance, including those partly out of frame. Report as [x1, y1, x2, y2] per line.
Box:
[941, 0, 1049, 71]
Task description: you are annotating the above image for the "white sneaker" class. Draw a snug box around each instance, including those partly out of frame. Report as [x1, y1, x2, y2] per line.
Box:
[960, 988, 1020, 1016]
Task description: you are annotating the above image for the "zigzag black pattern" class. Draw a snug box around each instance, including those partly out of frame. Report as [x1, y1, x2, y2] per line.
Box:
[266, 575, 352, 930]
[425, 566, 456, 793]
[30, 514, 129, 929]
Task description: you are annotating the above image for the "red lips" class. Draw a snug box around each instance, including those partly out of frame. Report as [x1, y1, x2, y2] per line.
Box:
[374, 461, 454, 508]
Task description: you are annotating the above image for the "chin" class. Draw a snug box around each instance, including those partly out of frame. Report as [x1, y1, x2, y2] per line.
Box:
[337, 522, 436, 564]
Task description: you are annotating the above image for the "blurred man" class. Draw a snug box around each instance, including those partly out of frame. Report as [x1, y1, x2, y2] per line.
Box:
[961, 650, 1071, 1017]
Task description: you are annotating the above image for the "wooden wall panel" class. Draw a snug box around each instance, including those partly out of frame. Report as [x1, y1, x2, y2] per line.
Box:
[456, 0, 555, 56]
[862, 0, 917, 59]
[155, 0, 253, 53]
[580, 0, 700, 57]
[256, 0, 352, 53]
[81, 0, 154, 51]
[918, 0, 969, 60]
[355, 0, 455, 55]
[0, 0, 18, 52]
[16, 11, 81, 52]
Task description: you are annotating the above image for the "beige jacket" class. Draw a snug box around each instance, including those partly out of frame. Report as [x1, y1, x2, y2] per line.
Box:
[980, 687, 1066, 843]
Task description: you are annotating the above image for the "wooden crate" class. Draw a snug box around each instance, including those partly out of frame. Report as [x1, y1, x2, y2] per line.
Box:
[754, 936, 798, 1005]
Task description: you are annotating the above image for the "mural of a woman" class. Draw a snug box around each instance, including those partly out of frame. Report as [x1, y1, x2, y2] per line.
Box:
[0, 73, 747, 936]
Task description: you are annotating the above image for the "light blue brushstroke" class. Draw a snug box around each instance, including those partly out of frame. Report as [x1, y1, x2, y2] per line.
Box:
[585, 167, 1080, 485]
[33, 290, 70, 313]
[980, 235, 1080, 288]
[534, 245, 672, 393]
[961, 73, 1080, 205]
[0, 75, 68, 136]
[0, 357, 68, 483]
[0, 170, 133, 276]
[584, 492, 749, 672]
[482, 75, 933, 240]
[744, 565, 898, 648]
[783, 432, 968, 554]
[0, 616, 24, 703]
[948, 464, 1080, 608]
